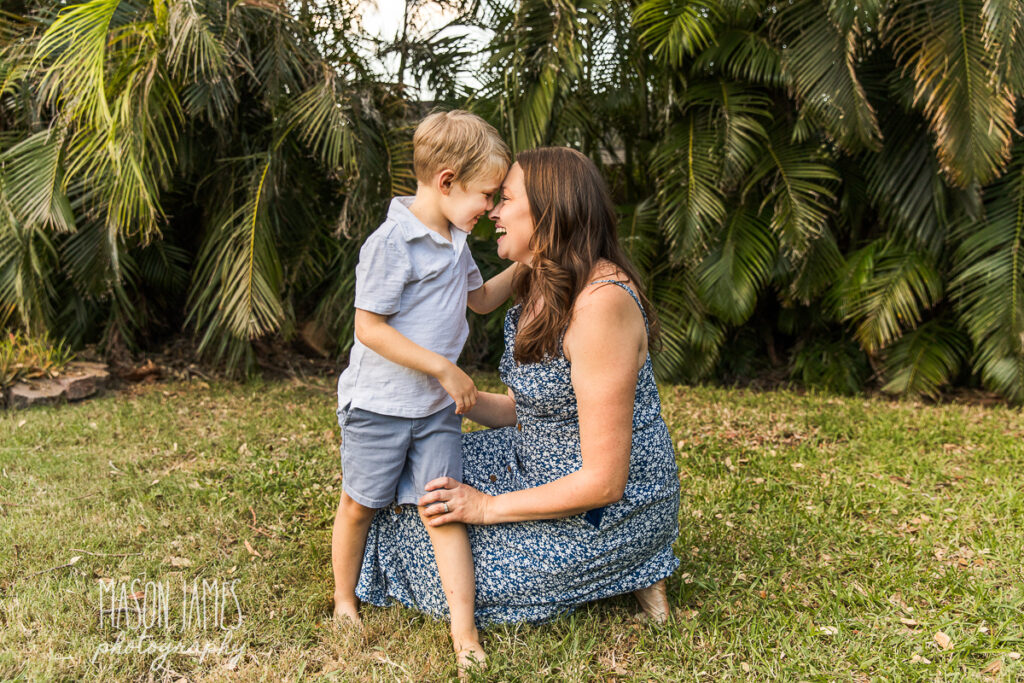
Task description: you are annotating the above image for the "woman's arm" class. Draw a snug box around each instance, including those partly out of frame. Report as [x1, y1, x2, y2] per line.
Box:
[421, 286, 646, 525]
[462, 390, 517, 428]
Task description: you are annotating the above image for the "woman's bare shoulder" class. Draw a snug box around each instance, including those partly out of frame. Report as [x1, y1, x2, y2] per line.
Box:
[577, 260, 634, 306]
[571, 261, 642, 324]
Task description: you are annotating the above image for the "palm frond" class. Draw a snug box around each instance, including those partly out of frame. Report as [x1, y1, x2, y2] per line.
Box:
[0, 190, 58, 335]
[633, 0, 721, 66]
[980, 0, 1024, 91]
[790, 334, 869, 394]
[165, 0, 237, 120]
[883, 0, 1016, 187]
[283, 70, 357, 172]
[862, 109, 956, 253]
[833, 241, 944, 353]
[0, 127, 75, 233]
[188, 157, 285, 364]
[34, 0, 119, 127]
[620, 197, 661, 275]
[881, 317, 968, 398]
[777, 225, 844, 304]
[685, 80, 772, 186]
[743, 124, 839, 257]
[952, 141, 1024, 402]
[692, 27, 784, 88]
[696, 206, 775, 324]
[650, 266, 725, 381]
[772, 0, 881, 152]
[651, 114, 727, 264]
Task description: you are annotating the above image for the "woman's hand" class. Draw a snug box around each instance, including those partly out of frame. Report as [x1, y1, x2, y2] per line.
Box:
[418, 477, 492, 526]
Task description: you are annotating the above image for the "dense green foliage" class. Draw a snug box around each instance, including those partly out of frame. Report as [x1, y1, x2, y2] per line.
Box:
[3, 0, 1024, 401]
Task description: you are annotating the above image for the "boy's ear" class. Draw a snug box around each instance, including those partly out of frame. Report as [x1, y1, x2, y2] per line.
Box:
[438, 169, 456, 195]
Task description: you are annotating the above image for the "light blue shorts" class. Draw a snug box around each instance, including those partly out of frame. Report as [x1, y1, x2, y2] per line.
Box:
[337, 404, 462, 508]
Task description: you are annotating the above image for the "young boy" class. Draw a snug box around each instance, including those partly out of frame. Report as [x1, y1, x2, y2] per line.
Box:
[331, 110, 514, 668]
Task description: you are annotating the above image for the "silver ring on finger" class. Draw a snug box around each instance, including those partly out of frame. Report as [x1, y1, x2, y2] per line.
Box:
[443, 501, 450, 514]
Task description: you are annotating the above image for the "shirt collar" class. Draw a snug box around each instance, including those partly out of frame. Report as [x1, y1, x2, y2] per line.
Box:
[388, 196, 468, 255]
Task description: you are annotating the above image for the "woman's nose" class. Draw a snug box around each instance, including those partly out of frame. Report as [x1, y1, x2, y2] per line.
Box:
[488, 202, 500, 220]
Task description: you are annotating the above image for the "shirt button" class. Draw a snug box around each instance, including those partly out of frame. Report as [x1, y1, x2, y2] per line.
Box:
[516, 423, 523, 431]
[489, 474, 497, 482]
[394, 505, 403, 514]
[506, 465, 512, 473]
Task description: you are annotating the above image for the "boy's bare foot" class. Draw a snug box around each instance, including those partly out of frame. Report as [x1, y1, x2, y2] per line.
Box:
[454, 636, 486, 681]
[633, 578, 670, 623]
[332, 595, 363, 626]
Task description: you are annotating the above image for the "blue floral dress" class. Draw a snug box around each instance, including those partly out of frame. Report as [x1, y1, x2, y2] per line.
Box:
[355, 281, 681, 625]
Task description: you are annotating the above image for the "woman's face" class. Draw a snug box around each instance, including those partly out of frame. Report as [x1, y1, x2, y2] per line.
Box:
[489, 162, 534, 264]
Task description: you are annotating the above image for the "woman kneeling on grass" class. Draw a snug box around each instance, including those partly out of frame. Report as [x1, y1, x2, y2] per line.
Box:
[354, 147, 681, 632]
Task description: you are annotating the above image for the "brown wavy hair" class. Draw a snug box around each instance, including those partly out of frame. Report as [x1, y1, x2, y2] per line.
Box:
[512, 147, 659, 363]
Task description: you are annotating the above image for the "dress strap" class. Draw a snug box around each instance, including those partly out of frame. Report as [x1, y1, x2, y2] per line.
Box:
[587, 279, 649, 332]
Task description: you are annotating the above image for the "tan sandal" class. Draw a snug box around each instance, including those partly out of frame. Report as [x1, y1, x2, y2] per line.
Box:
[633, 579, 670, 622]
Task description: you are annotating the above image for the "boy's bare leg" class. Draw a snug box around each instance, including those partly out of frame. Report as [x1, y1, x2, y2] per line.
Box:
[332, 491, 376, 624]
[418, 509, 485, 672]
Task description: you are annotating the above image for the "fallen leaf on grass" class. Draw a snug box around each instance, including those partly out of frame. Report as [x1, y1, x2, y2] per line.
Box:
[244, 540, 262, 558]
[933, 631, 952, 650]
[791, 462, 805, 470]
[909, 654, 931, 664]
[817, 626, 838, 636]
[900, 618, 918, 627]
[1009, 652, 1021, 660]
[981, 659, 1001, 674]
[17, 419, 26, 428]
[169, 556, 192, 568]
[597, 653, 628, 676]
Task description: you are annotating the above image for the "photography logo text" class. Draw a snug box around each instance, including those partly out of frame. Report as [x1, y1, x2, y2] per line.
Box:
[93, 577, 245, 671]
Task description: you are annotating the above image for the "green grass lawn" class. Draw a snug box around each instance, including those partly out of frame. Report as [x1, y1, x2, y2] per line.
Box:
[1, 376, 1023, 681]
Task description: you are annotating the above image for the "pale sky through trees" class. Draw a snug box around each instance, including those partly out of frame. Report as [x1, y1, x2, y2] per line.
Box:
[357, 0, 487, 95]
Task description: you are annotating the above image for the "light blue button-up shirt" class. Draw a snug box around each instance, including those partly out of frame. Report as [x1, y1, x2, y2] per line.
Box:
[337, 197, 484, 418]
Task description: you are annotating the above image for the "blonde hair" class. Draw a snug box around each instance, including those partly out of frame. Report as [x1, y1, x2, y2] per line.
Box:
[413, 110, 511, 186]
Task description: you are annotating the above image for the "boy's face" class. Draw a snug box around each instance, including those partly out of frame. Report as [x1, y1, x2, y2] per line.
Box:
[440, 172, 504, 233]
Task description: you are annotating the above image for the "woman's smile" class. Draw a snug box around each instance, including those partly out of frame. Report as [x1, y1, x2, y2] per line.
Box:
[488, 163, 533, 262]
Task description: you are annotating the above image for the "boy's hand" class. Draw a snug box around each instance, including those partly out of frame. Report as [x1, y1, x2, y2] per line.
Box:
[438, 363, 477, 414]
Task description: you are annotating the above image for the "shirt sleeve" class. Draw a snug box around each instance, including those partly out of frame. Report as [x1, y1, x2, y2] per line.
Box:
[354, 231, 412, 315]
[464, 249, 484, 291]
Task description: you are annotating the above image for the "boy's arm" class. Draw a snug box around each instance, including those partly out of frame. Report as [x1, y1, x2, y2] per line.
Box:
[354, 309, 477, 413]
[467, 263, 517, 314]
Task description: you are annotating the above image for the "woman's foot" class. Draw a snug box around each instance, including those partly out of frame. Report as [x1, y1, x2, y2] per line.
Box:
[633, 579, 670, 623]
[332, 594, 363, 626]
[453, 634, 486, 681]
